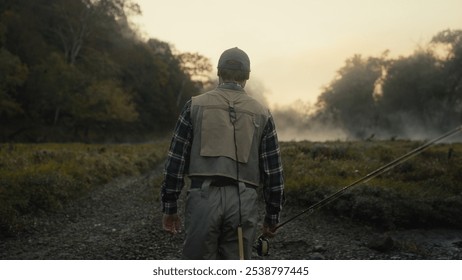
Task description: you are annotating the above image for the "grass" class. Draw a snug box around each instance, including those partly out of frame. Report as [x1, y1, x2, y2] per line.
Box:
[281, 140, 462, 229]
[1, 139, 461, 237]
[0, 141, 169, 237]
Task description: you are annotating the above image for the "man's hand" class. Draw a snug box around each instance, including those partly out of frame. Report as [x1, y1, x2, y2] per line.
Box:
[162, 214, 181, 234]
[262, 224, 278, 238]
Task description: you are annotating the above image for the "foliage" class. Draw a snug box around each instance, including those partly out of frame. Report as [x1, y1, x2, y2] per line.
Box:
[0, 47, 28, 118]
[73, 79, 138, 124]
[0, 0, 213, 142]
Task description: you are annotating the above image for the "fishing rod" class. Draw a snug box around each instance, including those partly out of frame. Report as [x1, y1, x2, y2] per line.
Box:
[255, 125, 462, 256]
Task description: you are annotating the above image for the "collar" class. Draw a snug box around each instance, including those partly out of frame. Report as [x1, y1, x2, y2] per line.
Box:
[218, 82, 245, 92]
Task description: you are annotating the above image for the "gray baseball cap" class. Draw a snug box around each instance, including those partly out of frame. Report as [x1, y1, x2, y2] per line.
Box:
[217, 47, 250, 72]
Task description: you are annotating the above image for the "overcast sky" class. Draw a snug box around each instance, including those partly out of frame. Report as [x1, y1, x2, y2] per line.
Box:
[132, 0, 462, 107]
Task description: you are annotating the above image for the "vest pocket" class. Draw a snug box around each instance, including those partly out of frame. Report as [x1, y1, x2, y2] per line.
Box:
[200, 107, 255, 163]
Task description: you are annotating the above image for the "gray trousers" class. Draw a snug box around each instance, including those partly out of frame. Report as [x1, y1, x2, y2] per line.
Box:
[182, 180, 258, 259]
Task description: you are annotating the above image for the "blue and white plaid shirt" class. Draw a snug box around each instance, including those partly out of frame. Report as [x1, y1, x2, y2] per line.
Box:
[160, 99, 285, 225]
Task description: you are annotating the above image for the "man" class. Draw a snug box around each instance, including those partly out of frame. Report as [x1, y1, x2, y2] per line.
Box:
[160, 47, 284, 259]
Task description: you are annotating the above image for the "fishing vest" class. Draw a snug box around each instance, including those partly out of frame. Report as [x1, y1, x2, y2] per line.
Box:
[188, 84, 270, 186]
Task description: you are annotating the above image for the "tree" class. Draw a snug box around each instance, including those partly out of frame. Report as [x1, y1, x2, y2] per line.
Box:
[176, 52, 212, 106]
[0, 0, 212, 141]
[1, 2, 50, 66]
[0, 20, 28, 119]
[431, 29, 462, 124]
[24, 52, 84, 125]
[48, 0, 141, 65]
[114, 38, 174, 131]
[379, 50, 448, 135]
[72, 79, 138, 124]
[0, 48, 28, 118]
[315, 54, 385, 139]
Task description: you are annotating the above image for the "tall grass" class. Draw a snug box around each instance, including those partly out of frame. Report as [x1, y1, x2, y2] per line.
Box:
[281, 140, 462, 229]
[0, 142, 169, 237]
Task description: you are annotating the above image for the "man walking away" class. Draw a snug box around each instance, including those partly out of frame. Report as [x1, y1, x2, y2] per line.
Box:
[160, 47, 285, 259]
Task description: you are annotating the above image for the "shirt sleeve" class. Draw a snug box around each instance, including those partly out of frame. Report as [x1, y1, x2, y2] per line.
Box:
[160, 100, 193, 214]
[259, 113, 285, 226]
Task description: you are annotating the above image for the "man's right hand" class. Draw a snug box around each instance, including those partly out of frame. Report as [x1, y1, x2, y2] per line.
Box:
[262, 224, 278, 238]
[162, 214, 181, 234]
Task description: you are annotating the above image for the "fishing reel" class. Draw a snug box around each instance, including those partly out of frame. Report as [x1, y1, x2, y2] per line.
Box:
[254, 235, 270, 256]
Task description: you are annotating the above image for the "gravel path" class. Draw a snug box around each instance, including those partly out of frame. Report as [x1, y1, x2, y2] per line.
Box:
[1, 168, 461, 260]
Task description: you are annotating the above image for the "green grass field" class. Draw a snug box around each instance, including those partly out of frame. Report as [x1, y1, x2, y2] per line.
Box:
[1, 140, 461, 237]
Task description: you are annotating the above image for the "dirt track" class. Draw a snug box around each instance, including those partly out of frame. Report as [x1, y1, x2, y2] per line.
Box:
[1, 169, 461, 260]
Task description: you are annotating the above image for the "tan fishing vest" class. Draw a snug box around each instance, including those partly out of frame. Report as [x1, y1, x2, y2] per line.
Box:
[189, 85, 270, 186]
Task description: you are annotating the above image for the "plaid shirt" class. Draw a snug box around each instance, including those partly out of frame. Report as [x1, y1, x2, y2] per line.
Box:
[160, 99, 285, 225]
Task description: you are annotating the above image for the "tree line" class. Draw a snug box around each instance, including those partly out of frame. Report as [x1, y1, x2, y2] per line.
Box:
[0, 0, 213, 142]
[274, 29, 462, 141]
[2, 1, 461, 142]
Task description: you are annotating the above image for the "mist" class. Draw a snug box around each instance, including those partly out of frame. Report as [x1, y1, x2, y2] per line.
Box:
[271, 103, 347, 142]
[246, 79, 347, 142]
[245, 29, 462, 143]
[262, 98, 462, 143]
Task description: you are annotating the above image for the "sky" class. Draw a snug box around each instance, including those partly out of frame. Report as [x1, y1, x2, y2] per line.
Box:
[132, 0, 462, 107]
